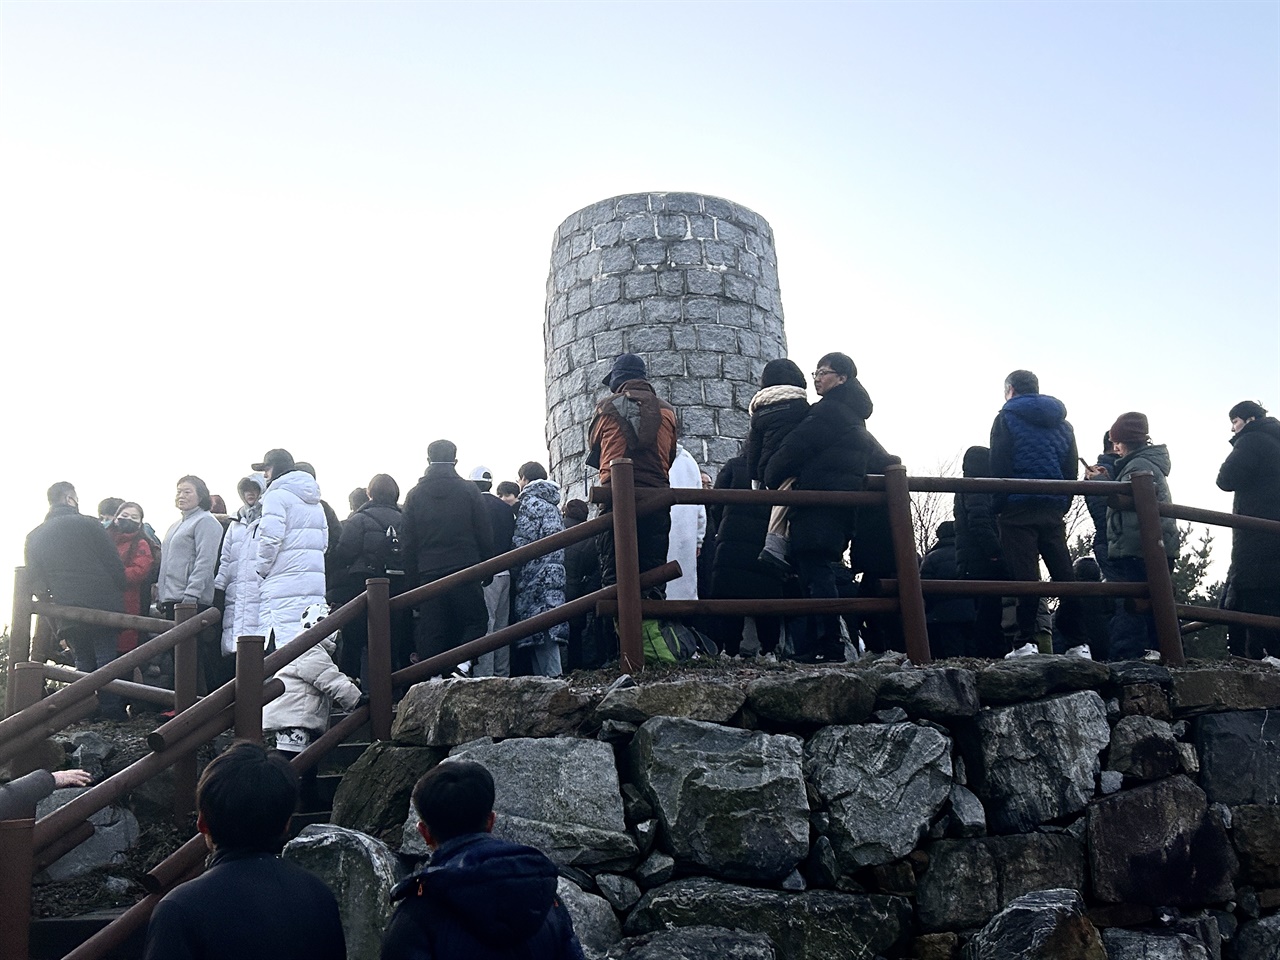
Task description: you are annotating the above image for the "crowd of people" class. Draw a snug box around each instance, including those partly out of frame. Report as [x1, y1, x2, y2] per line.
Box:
[20, 352, 1280, 724]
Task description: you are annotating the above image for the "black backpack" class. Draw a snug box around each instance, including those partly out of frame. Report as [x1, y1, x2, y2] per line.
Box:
[381, 523, 405, 577]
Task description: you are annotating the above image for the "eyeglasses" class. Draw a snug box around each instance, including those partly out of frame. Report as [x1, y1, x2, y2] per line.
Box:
[812, 369, 837, 379]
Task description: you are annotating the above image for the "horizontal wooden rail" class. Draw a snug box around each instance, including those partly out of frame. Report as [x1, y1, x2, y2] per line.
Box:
[42, 665, 175, 707]
[592, 487, 887, 507]
[1174, 603, 1280, 631]
[878, 579, 1150, 598]
[865, 475, 1131, 496]
[34, 602, 173, 634]
[1159, 503, 1280, 536]
[595, 598, 901, 616]
[0, 698, 98, 768]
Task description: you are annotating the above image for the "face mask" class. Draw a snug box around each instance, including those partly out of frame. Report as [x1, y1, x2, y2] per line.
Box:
[115, 518, 141, 534]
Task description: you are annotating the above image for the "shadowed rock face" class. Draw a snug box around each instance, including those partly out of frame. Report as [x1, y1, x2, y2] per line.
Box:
[606, 925, 778, 960]
[963, 888, 1104, 960]
[1194, 708, 1280, 806]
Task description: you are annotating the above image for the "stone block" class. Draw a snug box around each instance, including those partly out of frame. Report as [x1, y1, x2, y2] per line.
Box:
[717, 409, 751, 438]
[1194, 709, 1280, 806]
[688, 213, 716, 238]
[878, 667, 980, 720]
[597, 873, 642, 912]
[1119, 681, 1172, 720]
[1170, 668, 1280, 716]
[591, 277, 621, 306]
[577, 306, 611, 337]
[667, 379, 703, 406]
[672, 325, 700, 352]
[606, 302, 642, 329]
[1233, 804, 1280, 885]
[703, 239, 739, 267]
[656, 214, 687, 239]
[963, 888, 1104, 960]
[1235, 915, 1280, 960]
[696, 324, 738, 352]
[634, 239, 666, 265]
[601, 246, 635, 273]
[657, 270, 684, 296]
[642, 297, 681, 324]
[720, 302, 752, 327]
[739, 249, 762, 278]
[1102, 929, 1212, 960]
[35, 788, 139, 882]
[572, 232, 591, 257]
[581, 198, 618, 228]
[656, 192, 703, 213]
[577, 249, 603, 281]
[567, 285, 590, 317]
[647, 350, 686, 378]
[744, 670, 882, 727]
[686, 353, 722, 377]
[976, 656, 1110, 704]
[597, 679, 746, 724]
[703, 380, 733, 407]
[616, 194, 651, 214]
[330, 742, 445, 847]
[558, 210, 583, 238]
[1107, 715, 1179, 781]
[683, 297, 719, 320]
[686, 268, 722, 295]
[559, 877, 623, 959]
[622, 215, 655, 241]
[703, 197, 733, 218]
[724, 275, 756, 302]
[392, 677, 593, 746]
[679, 407, 716, 435]
[606, 926, 777, 960]
[626, 326, 672, 353]
[723, 353, 757, 382]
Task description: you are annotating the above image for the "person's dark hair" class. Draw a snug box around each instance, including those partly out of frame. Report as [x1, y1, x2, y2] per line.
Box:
[427, 439, 457, 463]
[412, 760, 495, 843]
[562, 499, 589, 524]
[115, 501, 144, 520]
[47, 482, 76, 507]
[1073, 556, 1102, 582]
[1004, 370, 1039, 396]
[237, 476, 261, 498]
[367, 474, 399, 505]
[817, 352, 856, 380]
[518, 461, 548, 483]
[496, 481, 520, 498]
[934, 520, 955, 543]
[209, 494, 227, 514]
[759, 358, 806, 389]
[1229, 400, 1267, 422]
[197, 741, 298, 851]
[349, 487, 370, 512]
[961, 446, 990, 479]
[294, 461, 317, 479]
[177, 475, 213, 512]
[97, 497, 124, 519]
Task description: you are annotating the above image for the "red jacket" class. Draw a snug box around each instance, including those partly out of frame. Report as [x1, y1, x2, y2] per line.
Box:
[112, 531, 153, 652]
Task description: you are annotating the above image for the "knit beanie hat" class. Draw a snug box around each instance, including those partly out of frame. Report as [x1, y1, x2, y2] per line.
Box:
[1109, 412, 1150, 445]
[604, 353, 647, 391]
[760, 358, 806, 389]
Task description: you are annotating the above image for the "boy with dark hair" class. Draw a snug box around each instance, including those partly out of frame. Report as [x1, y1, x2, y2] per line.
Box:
[382, 760, 585, 960]
[143, 742, 345, 960]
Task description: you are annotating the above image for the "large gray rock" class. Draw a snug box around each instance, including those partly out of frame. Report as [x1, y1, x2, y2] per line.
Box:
[1170, 668, 1280, 717]
[558, 876, 622, 960]
[283, 824, 400, 960]
[743, 670, 881, 727]
[961, 690, 1109, 832]
[1194, 710, 1280, 806]
[1101, 929, 1211, 960]
[35, 788, 139, 882]
[1234, 915, 1280, 960]
[1107, 715, 1179, 781]
[631, 717, 808, 882]
[962, 888, 1104, 960]
[805, 722, 952, 870]
[1087, 775, 1236, 907]
[877, 667, 980, 719]
[976, 657, 1110, 705]
[1232, 804, 1280, 885]
[607, 925, 777, 959]
[330, 742, 445, 847]
[597, 679, 746, 724]
[392, 677, 592, 745]
[916, 834, 1086, 932]
[625, 877, 912, 960]
[448, 738, 637, 868]
[948, 785, 987, 837]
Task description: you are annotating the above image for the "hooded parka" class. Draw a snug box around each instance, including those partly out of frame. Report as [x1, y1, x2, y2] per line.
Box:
[255, 470, 328, 646]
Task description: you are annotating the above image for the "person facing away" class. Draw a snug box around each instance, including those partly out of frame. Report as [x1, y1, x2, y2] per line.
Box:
[988, 369, 1083, 658]
[664, 444, 706, 602]
[381, 760, 585, 960]
[1215, 399, 1280, 659]
[401, 439, 494, 666]
[588, 353, 677, 596]
[510, 461, 568, 678]
[253, 449, 329, 648]
[919, 520, 975, 659]
[25, 481, 129, 718]
[469, 465, 518, 678]
[214, 475, 266, 662]
[744, 357, 811, 574]
[143, 742, 345, 960]
[952, 446, 1006, 658]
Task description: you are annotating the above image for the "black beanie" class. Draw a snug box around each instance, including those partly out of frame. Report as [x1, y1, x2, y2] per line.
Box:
[760, 358, 806, 389]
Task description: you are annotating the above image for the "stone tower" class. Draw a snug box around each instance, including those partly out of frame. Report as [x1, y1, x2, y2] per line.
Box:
[544, 192, 788, 498]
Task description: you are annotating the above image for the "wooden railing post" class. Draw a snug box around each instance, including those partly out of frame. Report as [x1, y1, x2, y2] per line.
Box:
[234, 636, 266, 742]
[6, 567, 34, 717]
[172, 603, 199, 827]
[365, 578, 393, 742]
[0, 818, 34, 960]
[884, 465, 933, 665]
[610, 459, 644, 673]
[7, 663, 49, 778]
[1130, 472, 1185, 666]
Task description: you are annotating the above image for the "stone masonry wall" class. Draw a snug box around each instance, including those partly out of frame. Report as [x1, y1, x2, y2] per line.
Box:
[544, 192, 787, 499]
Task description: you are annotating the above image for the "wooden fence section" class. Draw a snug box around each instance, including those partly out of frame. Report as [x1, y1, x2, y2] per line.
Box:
[2, 457, 1279, 960]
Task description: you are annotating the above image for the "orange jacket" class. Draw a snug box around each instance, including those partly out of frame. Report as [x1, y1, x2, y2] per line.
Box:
[588, 379, 678, 488]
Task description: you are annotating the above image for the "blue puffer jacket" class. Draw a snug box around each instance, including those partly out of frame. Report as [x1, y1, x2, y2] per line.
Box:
[382, 833, 585, 960]
[989, 393, 1078, 513]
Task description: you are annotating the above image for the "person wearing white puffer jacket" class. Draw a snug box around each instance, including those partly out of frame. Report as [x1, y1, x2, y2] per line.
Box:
[213, 474, 267, 665]
[252, 449, 328, 648]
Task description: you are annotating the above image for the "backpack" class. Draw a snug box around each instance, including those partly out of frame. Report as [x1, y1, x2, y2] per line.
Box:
[641, 619, 718, 665]
[378, 523, 405, 577]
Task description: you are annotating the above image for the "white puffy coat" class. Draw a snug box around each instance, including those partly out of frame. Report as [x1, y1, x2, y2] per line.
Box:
[255, 470, 328, 646]
[666, 445, 707, 601]
[261, 640, 361, 734]
[214, 480, 268, 655]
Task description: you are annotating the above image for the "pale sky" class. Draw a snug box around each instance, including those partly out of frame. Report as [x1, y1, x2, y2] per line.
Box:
[2, 0, 1276, 621]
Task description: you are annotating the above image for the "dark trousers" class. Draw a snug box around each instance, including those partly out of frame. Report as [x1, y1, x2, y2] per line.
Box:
[1233, 587, 1280, 660]
[998, 503, 1080, 646]
[792, 554, 843, 659]
[414, 579, 488, 665]
[599, 507, 672, 599]
[60, 624, 124, 718]
[160, 602, 228, 695]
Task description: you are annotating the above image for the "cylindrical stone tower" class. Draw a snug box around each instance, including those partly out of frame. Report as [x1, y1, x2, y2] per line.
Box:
[544, 192, 788, 498]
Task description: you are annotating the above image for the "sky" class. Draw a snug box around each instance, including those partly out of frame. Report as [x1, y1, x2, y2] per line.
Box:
[1, 0, 1276, 622]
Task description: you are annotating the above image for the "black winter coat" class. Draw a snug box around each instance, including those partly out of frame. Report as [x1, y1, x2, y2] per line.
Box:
[710, 457, 783, 600]
[402, 464, 495, 581]
[562, 520, 601, 602]
[850, 431, 900, 576]
[764, 378, 875, 559]
[25, 505, 127, 617]
[744, 386, 810, 483]
[479, 493, 516, 558]
[919, 529, 973, 623]
[1217, 416, 1280, 590]
[381, 833, 585, 960]
[335, 501, 407, 580]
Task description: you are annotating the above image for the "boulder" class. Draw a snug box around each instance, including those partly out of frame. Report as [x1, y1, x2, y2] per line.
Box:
[961, 888, 1104, 960]
[625, 877, 912, 960]
[392, 677, 592, 745]
[1101, 929, 1211, 960]
[960, 691, 1109, 833]
[441, 738, 637, 869]
[1107, 716, 1179, 781]
[558, 876, 622, 960]
[975, 657, 1110, 705]
[1170, 668, 1280, 717]
[1118, 682, 1173, 721]
[35, 788, 139, 882]
[1087, 775, 1237, 906]
[597, 679, 745, 724]
[804, 722, 952, 870]
[635, 851, 675, 889]
[743, 670, 881, 727]
[1234, 915, 1280, 960]
[877, 667, 980, 719]
[283, 824, 401, 960]
[69, 731, 114, 781]
[916, 834, 1086, 932]
[914, 933, 960, 960]
[607, 925, 778, 959]
[1232, 804, 1280, 885]
[597, 872, 642, 911]
[1194, 710, 1280, 806]
[330, 742, 445, 847]
[631, 717, 808, 882]
[948, 785, 987, 837]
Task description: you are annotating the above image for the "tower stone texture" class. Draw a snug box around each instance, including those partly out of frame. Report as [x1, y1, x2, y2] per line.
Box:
[544, 192, 788, 498]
